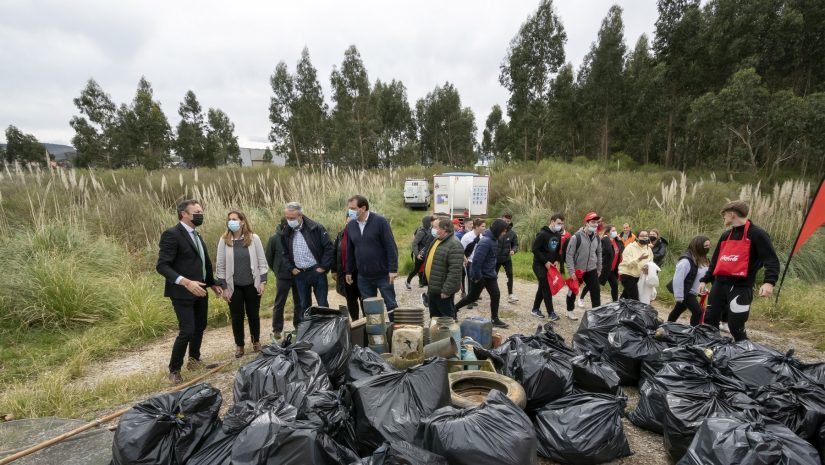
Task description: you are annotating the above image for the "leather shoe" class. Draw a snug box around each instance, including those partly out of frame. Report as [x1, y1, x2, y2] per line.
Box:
[252, 342, 261, 352]
[235, 346, 244, 358]
[187, 358, 220, 370]
[168, 371, 183, 384]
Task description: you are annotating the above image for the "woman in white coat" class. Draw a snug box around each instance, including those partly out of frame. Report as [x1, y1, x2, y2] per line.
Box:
[216, 210, 269, 358]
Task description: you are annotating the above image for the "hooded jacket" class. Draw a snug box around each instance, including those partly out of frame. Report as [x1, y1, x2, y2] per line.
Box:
[564, 228, 603, 275]
[473, 221, 508, 280]
[496, 224, 519, 264]
[532, 225, 563, 267]
[411, 215, 434, 258]
[422, 231, 464, 296]
[651, 236, 669, 266]
[618, 241, 652, 278]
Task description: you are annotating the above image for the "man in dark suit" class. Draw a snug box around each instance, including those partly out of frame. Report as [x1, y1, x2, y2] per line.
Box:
[156, 199, 223, 384]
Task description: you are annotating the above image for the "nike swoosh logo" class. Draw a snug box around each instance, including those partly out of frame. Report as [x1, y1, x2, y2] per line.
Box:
[730, 295, 750, 313]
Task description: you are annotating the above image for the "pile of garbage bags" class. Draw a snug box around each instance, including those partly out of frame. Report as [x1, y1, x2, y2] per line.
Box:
[109, 301, 825, 465]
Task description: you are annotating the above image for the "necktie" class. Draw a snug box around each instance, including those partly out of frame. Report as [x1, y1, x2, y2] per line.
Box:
[193, 230, 206, 280]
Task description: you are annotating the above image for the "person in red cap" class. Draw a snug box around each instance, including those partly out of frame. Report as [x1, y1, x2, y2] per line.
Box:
[563, 212, 603, 319]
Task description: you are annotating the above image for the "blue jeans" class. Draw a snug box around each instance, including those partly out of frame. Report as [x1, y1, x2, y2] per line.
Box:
[357, 274, 398, 317]
[294, 269, 329, 319]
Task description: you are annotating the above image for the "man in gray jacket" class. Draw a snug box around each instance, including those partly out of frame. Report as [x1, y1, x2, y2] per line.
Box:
[565, 212, 603, 320]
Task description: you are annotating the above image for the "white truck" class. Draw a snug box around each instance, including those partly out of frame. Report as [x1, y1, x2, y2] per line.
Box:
[432, 172, 490, 218]
[403, 178, 431, 209]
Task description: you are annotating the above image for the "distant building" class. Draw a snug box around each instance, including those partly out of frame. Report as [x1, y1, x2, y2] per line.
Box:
[239, 147, 286, 167]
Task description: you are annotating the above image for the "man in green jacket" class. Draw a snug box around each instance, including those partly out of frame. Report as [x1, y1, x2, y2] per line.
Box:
[265, 218, 299, 341]
[422, 216, 465, 318]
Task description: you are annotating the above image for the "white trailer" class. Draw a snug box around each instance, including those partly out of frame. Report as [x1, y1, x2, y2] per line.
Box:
[432, 172, 490, 218]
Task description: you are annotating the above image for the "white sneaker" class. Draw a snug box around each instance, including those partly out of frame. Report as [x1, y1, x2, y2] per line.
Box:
[576, 298, 585, 308]
[567, 311, 579, 321]
[508, 294, 519, 303]
[720, 323, 730, 333]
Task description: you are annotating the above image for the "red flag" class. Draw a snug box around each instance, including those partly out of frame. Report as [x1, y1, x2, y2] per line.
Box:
[792, 176, 825, 256]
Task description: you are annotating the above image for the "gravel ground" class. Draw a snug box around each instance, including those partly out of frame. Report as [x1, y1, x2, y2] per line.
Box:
[86, 274, 825, 465]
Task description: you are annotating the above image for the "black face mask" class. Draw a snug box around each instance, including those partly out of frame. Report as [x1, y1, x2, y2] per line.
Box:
[192, 213, 204, 227]
[637, 239, 649, 245]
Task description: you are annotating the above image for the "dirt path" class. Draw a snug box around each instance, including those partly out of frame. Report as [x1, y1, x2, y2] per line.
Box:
[83, 276, 825, 465]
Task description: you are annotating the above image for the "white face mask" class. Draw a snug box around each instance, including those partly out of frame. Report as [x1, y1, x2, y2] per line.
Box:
[553, 224, 562, 232]
[431, 228, 439, 238]
[610, 231, 618, 239]
[287, 219, 300, 229]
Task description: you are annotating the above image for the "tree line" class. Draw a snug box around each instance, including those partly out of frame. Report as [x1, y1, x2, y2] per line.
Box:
[4, 0, 823, 175]
[492, 0, 825, 178]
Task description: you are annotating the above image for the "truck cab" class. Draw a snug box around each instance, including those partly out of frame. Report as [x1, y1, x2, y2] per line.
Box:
[403, 178, 431, 209]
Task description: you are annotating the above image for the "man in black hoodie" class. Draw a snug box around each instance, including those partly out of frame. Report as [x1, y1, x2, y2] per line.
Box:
[406, 215, 433, 289]
[699, 201, 780, 342]
[497, 212, 519, 303]
[530, 213, 565, 321]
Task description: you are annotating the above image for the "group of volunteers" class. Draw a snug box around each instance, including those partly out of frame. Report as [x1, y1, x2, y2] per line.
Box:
[156, 195, 779, 385]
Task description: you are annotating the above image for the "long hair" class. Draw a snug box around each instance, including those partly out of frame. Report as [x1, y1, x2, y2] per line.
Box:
[222, 210, 253, 247]
[685, 235, 711, 267]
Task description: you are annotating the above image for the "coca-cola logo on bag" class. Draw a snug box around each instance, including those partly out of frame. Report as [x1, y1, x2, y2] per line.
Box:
[720, 254, 740, 262]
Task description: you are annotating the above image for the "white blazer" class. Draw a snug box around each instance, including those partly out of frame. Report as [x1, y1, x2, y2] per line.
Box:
[216, 233, 268, 298]
[637, 261, 661, 305]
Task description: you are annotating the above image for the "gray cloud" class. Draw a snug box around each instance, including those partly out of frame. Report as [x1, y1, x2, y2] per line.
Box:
[0, 0, 657, 147]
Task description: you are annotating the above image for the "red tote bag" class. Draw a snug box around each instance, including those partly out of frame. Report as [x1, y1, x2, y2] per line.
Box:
[546, 266, 565, 296]
[713, 221, 751, 278]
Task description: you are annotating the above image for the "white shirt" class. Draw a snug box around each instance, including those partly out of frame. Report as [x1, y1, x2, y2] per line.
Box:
[175, 221, 201, 284]
[461, 230, 479, 261]
[357, 211, 370, 233]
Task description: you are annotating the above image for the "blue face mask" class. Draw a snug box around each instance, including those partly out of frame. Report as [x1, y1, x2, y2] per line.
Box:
[347, 209, 358, 220]
[431, 228, 439, 238]
[588, 226, 597, 233]
[610, 231, 618, 239]
[287, 219, 300, 229]
[227, 220, 241, 232]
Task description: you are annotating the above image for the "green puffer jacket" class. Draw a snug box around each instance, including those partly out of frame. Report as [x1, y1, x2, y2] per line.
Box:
[423, 233, 465, 296]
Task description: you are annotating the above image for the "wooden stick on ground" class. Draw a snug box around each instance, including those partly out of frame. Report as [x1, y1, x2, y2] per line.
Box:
[0, 361, 231, 465]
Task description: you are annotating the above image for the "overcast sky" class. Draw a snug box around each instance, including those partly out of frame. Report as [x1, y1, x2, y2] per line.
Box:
[0, 0, 658, 148]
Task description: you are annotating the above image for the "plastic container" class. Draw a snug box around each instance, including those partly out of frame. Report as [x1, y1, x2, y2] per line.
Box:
[460, 317, 493, 349]
[430, 317, 461, 358]
[366, 323, 386, 335]
[391, 325, 424, 362]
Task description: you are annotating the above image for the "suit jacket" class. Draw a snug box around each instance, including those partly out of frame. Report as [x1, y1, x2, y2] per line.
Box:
[156, 223, 215, 300]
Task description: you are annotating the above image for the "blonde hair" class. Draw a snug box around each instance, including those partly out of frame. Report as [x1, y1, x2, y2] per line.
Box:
[222, 210, 253, 247]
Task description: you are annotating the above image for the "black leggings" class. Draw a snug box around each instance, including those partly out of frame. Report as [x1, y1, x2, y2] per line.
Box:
[406, 257, 426, 285]
[620, 275, 640, 300]
[532, 263, 554, 313]
[667, 293, 703, 326]
[230, 284, 261, 346]
[568, 270, 600, 311]
[456, 277, 501, 320]
[496, 260, 514, 294]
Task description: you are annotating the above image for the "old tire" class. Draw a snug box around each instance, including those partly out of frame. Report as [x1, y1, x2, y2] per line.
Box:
[448, 371, 527, 410]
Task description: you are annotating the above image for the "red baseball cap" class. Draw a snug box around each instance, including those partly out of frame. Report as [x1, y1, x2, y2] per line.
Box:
[584, 212, 601, 222]
[452, 218, 461, 226]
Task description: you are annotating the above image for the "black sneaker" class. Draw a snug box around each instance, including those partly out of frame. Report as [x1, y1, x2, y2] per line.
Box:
[548, 312, 561, 322]
[531, 308, 545, 319]
[467, 302, 477, 309]
[421, 293, 429, 306]
[405, 281, 412, 290]
[492, 319, 510, 328]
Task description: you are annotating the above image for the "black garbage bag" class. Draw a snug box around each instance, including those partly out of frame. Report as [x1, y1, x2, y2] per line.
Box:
[664, 390, 762, 461]
[605, 319, 669, 385]
[640, 345, 717, 382]
[678, 413, 821, 465]
[803, 362, 825, 387]
[347, 346, 398, 382]
[492, 336, 573, 411]
[189, 395, 297, 465]
[353, 441, 448, 465]
[529, 323, 578, 358]
[711, 338, 781, 370]
[725, 347, 809, 391]
[753, 381, 825, 452]
[414, 390, 537, 465]
[233, 341, 331, 406]
[572, 299, 660, 355]
[297, 307, 353, 387]
[654, 323, 722, 347]
[534, 393, 632, 464]
[630, 362, 746, 434]
[111, 383, 222, 465]
[352, 358, 450, 455]
[571, 351, 621, 394]
[297, 387, 357, 453]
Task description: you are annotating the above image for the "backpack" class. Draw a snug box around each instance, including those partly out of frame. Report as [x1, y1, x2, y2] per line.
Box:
[666, 255, 698, 295]
[464, 235, 480, 258]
